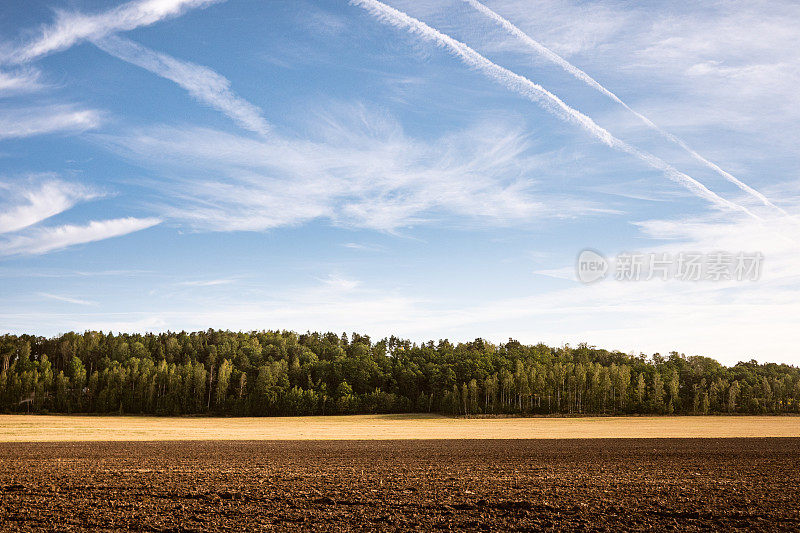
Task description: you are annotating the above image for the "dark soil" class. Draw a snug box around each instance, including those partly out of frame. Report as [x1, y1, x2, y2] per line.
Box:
[1, 439, 799, 531]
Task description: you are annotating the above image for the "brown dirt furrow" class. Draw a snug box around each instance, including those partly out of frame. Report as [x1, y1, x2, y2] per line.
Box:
[1, 439, 799, 531]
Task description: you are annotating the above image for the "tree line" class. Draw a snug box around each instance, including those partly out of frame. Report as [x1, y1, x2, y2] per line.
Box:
[1, 330, 798, 416]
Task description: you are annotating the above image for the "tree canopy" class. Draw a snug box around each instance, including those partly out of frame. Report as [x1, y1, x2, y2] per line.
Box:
[1, 330, 798, 416]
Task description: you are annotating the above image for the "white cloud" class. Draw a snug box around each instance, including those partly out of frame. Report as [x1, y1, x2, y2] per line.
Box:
[178, 278, 237, 287]
[343, 242, 386, 252]
[0, 67, 43, 95]
[0, 178, 99, 234]
[0, 105, 102, 139]
[0, 217, 161, 256]
[94, 35, 270, 136]
[2, 0, 222, 65]
[302, 9, 349, 38]
[318, 274, 360, 292]
[628, 4, 800, 136]
[37, 292, 98, 306]
[95, 107, 610, 232]
[532, 265, 574, 281]
[0, 268, 153, 279]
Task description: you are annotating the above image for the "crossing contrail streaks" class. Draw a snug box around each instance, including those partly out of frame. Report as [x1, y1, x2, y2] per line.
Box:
[460, 0, 786, 216]
[350, 0, 761, 221]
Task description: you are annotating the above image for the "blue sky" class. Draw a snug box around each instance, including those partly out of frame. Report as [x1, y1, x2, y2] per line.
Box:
[1, 0, 799, 364]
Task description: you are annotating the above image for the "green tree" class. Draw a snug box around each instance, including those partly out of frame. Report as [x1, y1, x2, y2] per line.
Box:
[651, 372, 665, 413]
[635, 373, 646, 412]
[215, 359, 233, 408]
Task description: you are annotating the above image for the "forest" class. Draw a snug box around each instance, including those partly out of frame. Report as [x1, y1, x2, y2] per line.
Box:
[1, 330, 798, 416]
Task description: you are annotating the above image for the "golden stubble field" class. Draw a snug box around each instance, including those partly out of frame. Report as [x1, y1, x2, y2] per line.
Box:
[1, 414, 799, 441]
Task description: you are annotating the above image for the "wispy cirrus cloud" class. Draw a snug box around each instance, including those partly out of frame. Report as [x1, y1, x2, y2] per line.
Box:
[94, 35, 270, 136]
[0, 67, 44, 95]
[318, 274, 361, 292]
[95, 106, 611, 232]
[0, 178, 99, 235]
[1, 0, 223, 65]
[0, 105, 102, 140]
[178, 278, 237, 287]
[343, 242, 386, 252]
[37, 292, 98, 306]
[0, 217, 161, 256]
[0, 268, 153, 279]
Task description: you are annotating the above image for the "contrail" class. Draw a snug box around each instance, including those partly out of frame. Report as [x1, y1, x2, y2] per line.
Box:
[460, 0, 786, 216]
[350, 0, 761, 221]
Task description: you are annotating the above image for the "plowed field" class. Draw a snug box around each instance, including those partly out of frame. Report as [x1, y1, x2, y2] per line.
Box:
[2, 439, 799, 531]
